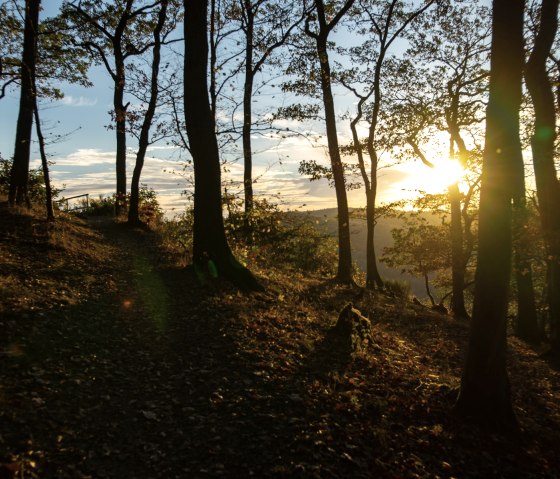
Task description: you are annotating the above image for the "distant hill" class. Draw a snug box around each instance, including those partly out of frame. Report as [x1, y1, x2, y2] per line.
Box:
[302, 208, 430, 298]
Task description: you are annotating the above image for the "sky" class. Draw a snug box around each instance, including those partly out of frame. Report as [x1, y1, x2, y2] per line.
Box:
[0, 1, 458, 216]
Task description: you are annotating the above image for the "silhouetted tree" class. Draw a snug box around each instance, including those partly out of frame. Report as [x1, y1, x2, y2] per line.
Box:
[184, 0, 263, 291]
[304, 0, 354, 283]
[386, 0, 491, 316]
[525, 0, 560, 353]
[341, 0, 435, 289]
[128, 0, 171, 226]
[454, 0, 525, 432]
[66, 0, 172, 216]
[9, 0, 39, 207]
[32, 81, 55, 221]
[237, 0, 304, 215]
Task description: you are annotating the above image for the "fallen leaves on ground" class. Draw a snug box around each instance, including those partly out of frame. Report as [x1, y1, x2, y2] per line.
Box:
[1, 203, 559, 478]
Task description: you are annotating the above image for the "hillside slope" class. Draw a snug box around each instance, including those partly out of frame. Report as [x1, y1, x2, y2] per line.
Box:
[1, 204, 559, 478]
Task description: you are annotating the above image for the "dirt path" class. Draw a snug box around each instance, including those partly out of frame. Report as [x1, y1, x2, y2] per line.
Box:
[1, 218, 367, 478]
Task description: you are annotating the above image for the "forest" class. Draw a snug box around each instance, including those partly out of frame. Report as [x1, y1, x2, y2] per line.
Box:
[1, 0, 560, 477]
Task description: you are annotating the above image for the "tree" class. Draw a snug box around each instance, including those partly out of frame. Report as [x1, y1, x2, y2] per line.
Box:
[341, 0, 435, 289]
[1, 1, 91, 101]
[385, 0, 491, 316]
[184, 0, 263, 291]
[127, 0, 173, 226]
[525, 0, 560, 353]
[66, 0, 174, 216]
[32, 80, 55, 221]
[454, 0, 525, 432]
[8, 0, 39, 207]
[512, 173, 539, 342]
[237, 0, 303, 215]
[304, 0, 355, 284]
[381, 214, 450, 307]
[0, 1, 23, 99]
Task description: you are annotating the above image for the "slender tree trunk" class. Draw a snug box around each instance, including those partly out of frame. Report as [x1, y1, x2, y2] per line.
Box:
[512, 180, 539, 342]
[315, 33, 352, 283]
[184, 0, 262, 291]
[243, 2, 254, 215]
[454, 0, 524, 433]
[424, 272, 436, 307]
[114, 57, 128, 217]
[513, 204, 538, 344]
[209, 0, 218, 120]
[525, 0, 560, 353]
[9, 0, 40, 208]
[447, 111, 470, 319]
[449, 182, 468, 318]
[33, 96, 55, 221]
[128, 0, 168, 226]
[350, 99, 382, 289]
[365, 184, 383, 289]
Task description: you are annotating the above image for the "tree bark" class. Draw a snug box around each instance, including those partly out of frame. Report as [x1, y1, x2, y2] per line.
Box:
[448, 182, 468, 318]
[9, 0, 40, 208]
[424, 272, 436, 307]
[114, 52, 128, 216]
[310, 0, 353, 283]
[349, 96, 382, 289]
[446, 96, 472, 320]
[242, 0, 254, 215]
[128, 0, 168, 226]
[525, 0, 560, 353]
[184, 0, 263, 291]
[365, 183, 383, 288]
[513, 193, 539, 343]
[454, 0, 524, 433]
[33, 93, 55, 221]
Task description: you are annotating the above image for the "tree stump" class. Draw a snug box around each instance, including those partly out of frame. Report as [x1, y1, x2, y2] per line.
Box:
[331, 303, 374, 353]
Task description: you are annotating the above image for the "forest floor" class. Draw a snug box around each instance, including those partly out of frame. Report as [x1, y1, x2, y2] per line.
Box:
[1, 203, 560, 479]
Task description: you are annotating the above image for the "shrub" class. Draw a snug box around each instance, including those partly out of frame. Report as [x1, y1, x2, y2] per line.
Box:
[77, 185, 163, 224]
[157, 208, 194, 265]
[0, 155, 63, 204]
[383, 279, 411, 301]
[267, 217, 338, 275]
[162, 197, 338, 276]
[79, 195, 115, 216]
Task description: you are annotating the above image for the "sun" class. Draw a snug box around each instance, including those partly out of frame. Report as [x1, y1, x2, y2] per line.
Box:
[391, 158, 467, 199]
[431, 158, 465, 188]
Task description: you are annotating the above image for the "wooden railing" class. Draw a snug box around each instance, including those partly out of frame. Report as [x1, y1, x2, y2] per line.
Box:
[57, 193, 89, 212]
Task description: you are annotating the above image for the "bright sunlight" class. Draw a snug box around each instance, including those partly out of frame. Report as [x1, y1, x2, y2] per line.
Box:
[392, 157, 466, 197]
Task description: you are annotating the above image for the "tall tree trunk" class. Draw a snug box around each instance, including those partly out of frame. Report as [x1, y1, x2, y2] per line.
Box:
[365, 182, 383, 288]
[9, 0, 40, 208]
[184, 0, 262, 291]
[447, 105, 471, 320]
[513, 195, 539, 342]
[114, 57, 128, 217]
[449, 182, 468, 318]
[350, 97, 382, 289]
[33, 94, 55, 221]
[454, 0, 524, 432]
[315, 32, 352, 283]
[128, 0, 168, 226]
[525, 0, 560, 353]
[242, 1, 254, 216]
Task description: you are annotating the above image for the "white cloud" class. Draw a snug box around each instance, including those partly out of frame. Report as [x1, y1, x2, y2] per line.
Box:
[59, 95, 98, 107]
[146, 145, 177, 152]
[35, 141, 438, 215]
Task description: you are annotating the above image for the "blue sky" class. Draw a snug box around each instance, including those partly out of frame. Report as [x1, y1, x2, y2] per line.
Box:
[0, 1, 457, 214]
